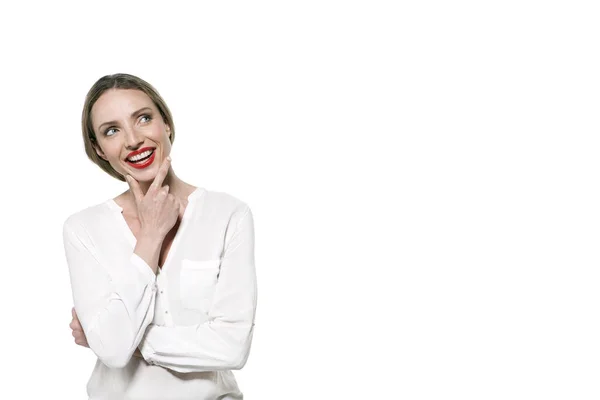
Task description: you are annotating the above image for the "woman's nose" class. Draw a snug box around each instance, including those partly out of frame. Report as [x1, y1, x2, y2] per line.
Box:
[124, 126, 144, 148]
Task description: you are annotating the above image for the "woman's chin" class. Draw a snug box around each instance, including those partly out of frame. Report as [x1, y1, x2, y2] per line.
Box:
[121, 170, 156, 183]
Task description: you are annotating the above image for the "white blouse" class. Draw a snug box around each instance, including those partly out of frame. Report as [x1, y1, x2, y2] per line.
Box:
[62, 187, 257, 400]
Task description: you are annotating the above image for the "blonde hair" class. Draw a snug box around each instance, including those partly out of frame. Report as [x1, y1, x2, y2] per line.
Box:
[81, 73, 175, 181]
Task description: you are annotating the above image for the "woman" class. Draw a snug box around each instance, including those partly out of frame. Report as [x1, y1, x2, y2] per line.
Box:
[63, 73, 257, 400]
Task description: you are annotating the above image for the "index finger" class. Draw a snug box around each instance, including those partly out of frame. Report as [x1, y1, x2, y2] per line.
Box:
[126, 174, 144, 204]
[72, 307, 78, 319]
[150, 156, 171, 191]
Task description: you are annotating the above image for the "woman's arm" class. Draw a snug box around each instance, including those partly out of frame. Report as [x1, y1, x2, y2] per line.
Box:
[63, 216, 159, 368]
[64, 159, 186, 367]
[138, 205, 257, 373]
[70, 306, 145, 358]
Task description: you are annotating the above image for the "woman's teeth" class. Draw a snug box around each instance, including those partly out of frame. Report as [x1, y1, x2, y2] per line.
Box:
[127, 149, 154, 163]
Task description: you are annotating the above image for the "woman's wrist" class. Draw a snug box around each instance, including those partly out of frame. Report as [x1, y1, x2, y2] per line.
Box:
[134, 233, 165, 274]
[139, 228, 165, 243]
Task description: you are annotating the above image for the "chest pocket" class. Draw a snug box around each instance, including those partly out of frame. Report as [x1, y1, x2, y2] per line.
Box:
[179, 259, 221, 312]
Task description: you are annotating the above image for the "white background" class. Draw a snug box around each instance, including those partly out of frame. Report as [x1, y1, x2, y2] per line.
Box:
[1, 1, 599, 399]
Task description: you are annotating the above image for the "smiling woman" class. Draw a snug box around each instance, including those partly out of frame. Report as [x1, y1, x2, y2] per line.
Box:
[81, 75, 177, 182]
[63, 73, 257, 400]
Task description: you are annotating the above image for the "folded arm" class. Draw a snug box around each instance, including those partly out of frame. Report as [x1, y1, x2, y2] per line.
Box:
[139, 205, 257, 373]
[63, 216, 158, 368]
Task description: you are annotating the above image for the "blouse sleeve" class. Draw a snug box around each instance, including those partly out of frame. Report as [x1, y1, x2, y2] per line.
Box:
[63, 216, 158, 369]
[138, 205, 257, 373]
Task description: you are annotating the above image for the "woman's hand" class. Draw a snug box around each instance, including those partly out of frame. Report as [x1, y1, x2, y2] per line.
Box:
[125, 156, 182, 239]
[70, 307, 89, 348]
[69, 307, 143, 358]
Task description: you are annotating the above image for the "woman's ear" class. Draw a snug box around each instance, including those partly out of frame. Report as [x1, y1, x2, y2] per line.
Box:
[94, 143, 108, 161]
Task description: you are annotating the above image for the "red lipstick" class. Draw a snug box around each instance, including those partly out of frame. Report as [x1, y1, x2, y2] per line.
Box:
[125, 147, 156, 169]
[126, 147, 155, 160]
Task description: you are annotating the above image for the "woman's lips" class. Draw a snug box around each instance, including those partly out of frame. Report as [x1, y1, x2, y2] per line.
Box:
[126, 149, 156, 169]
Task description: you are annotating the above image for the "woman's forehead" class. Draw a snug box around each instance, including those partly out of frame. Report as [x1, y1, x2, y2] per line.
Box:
[92, 89, 155, 122]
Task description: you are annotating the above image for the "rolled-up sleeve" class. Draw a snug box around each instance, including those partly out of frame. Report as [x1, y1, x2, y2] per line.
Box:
[63, 216, 158, 369]
[139, 205, 257, 373]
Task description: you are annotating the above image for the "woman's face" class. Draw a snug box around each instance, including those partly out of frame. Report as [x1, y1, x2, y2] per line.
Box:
[91, 88, 172, 182]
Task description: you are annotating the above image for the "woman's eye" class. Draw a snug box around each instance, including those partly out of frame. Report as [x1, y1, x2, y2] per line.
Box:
[140, 114, 152, 123]
[105, 128, 117, 136]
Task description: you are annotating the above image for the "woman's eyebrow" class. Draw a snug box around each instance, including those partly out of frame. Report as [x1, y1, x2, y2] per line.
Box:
[98, 107, 153, 132]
